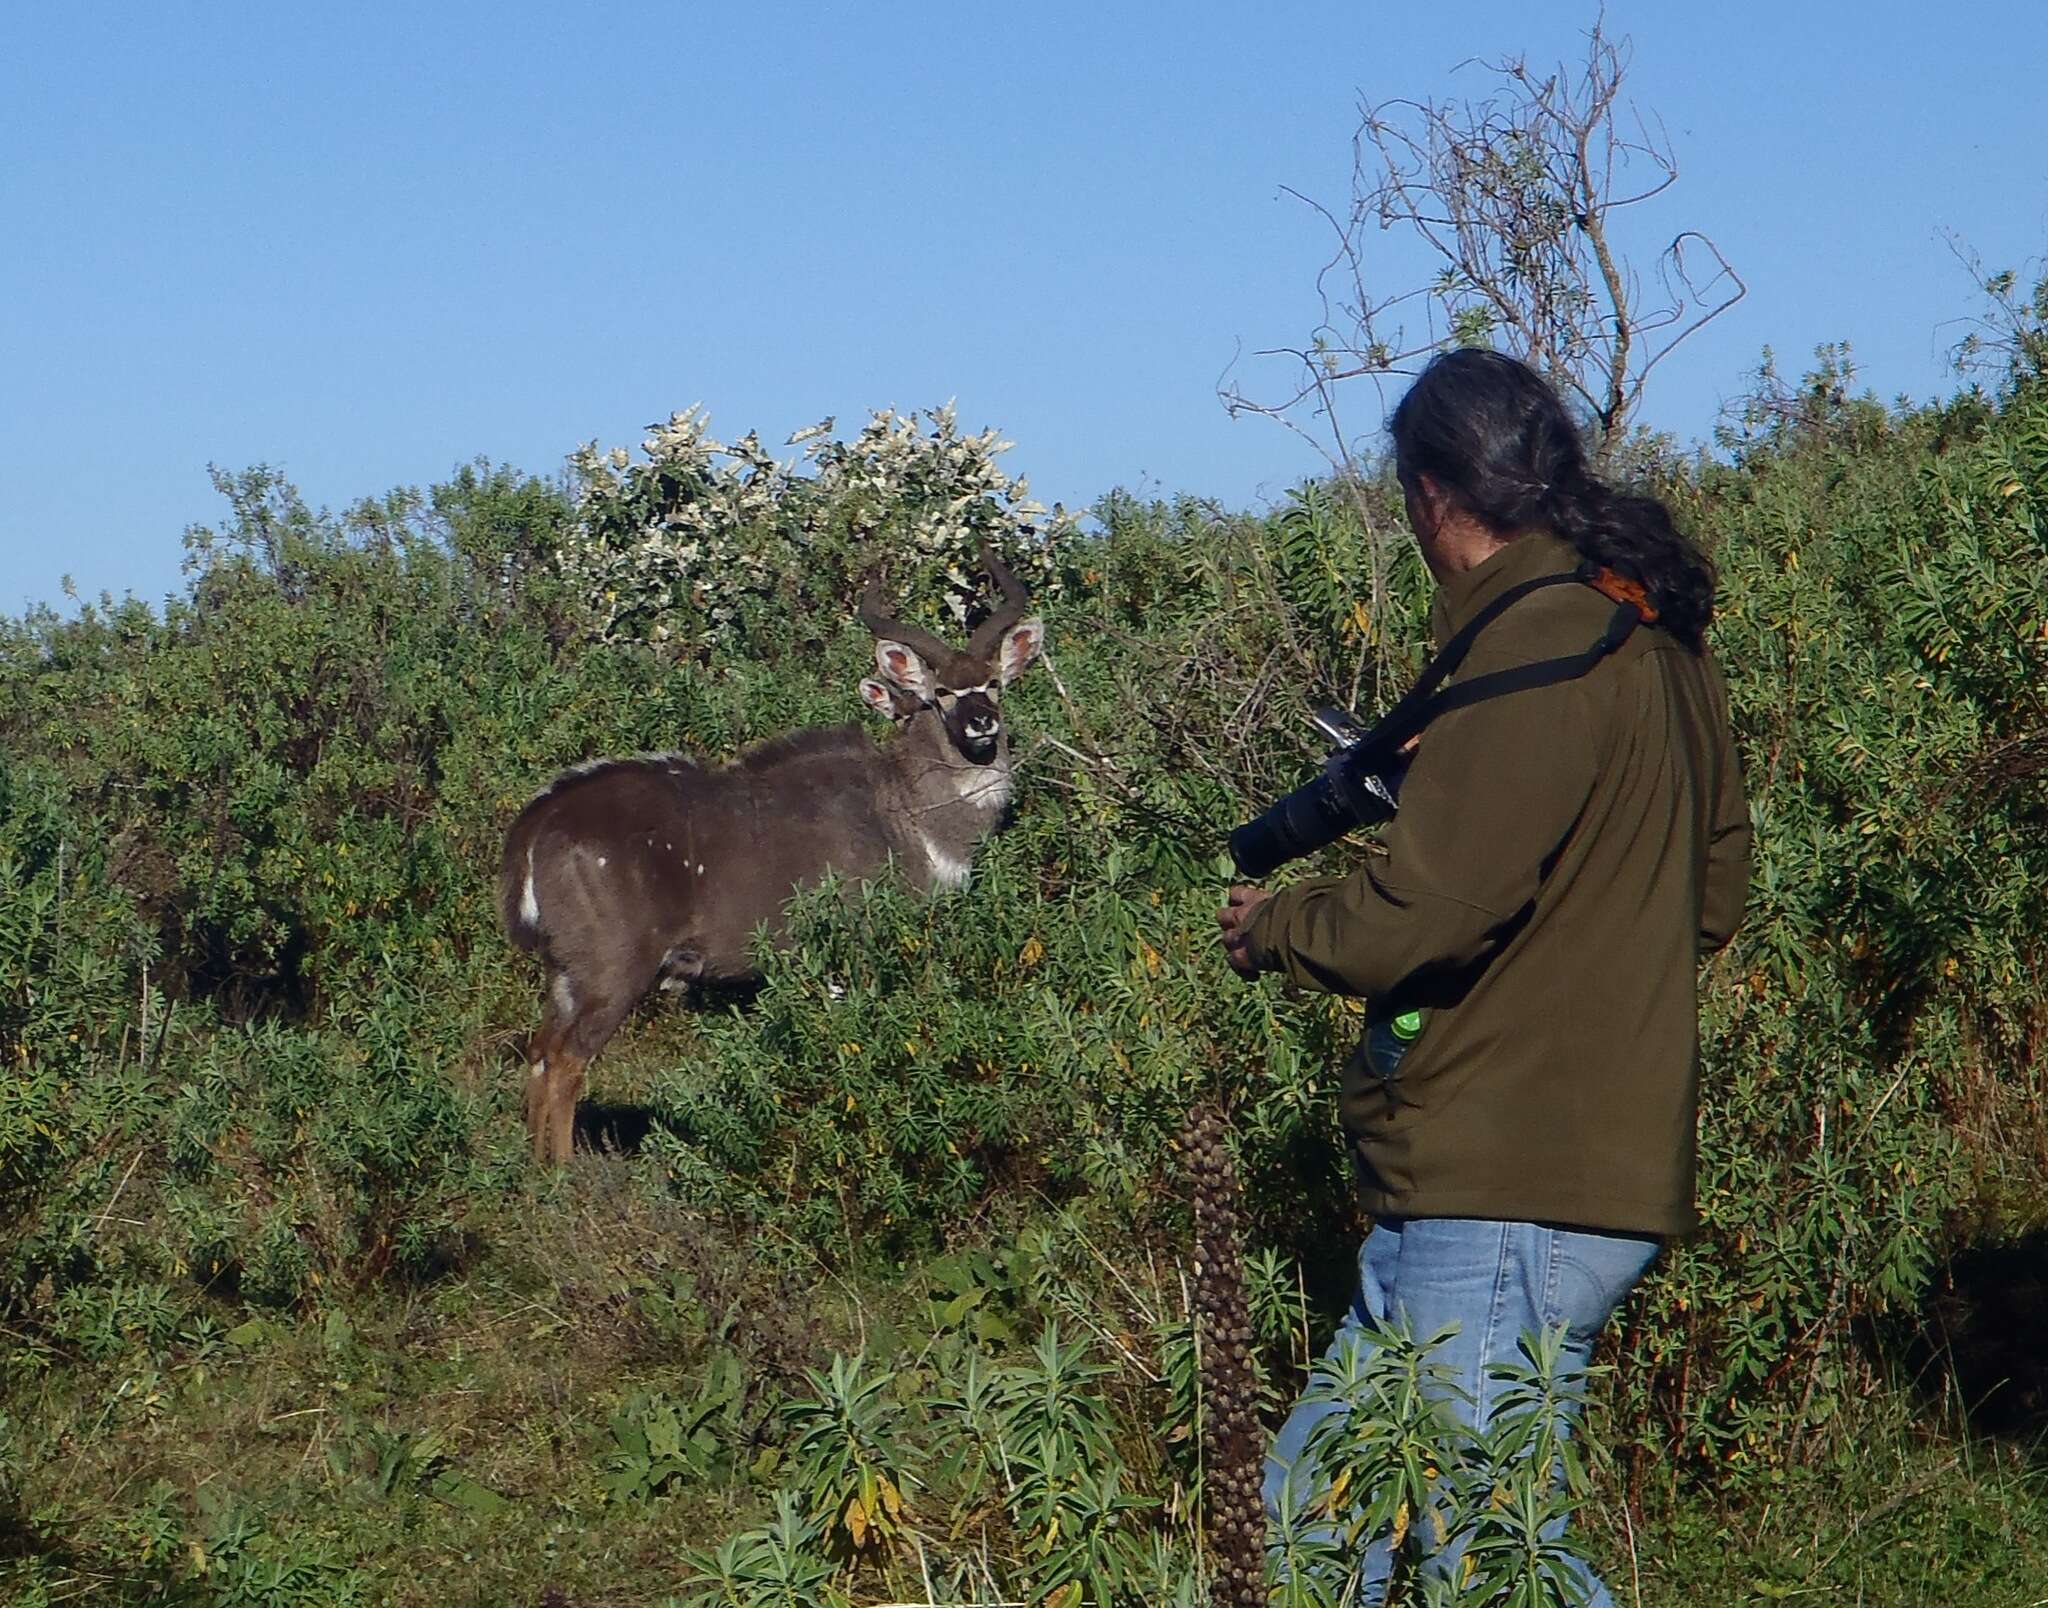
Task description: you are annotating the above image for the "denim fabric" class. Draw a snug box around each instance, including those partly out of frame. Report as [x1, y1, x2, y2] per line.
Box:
[1264, 1217, 1659, 1605]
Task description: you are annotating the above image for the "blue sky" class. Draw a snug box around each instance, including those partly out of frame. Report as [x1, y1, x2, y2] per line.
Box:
[4, 2, 2044, 611]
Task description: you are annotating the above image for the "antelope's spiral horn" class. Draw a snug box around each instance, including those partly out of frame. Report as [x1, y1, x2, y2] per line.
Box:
[858, 575, 958, 669]
[967, 541, 1033, 659]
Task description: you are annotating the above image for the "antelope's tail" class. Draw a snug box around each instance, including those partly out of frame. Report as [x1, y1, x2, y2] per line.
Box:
[498, 814, 546, 954]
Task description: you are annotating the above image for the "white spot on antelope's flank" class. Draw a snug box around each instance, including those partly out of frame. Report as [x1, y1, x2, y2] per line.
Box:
[696, 863, 705, 875]
[519, 847, 540, 926]
[596, 855, 607, 869]
[552, 975, 576, 1017]
[527, 1060, 546, 1082]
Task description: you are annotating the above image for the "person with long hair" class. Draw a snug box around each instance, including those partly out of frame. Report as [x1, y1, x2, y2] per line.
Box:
[1218, 348, 1751, 1602]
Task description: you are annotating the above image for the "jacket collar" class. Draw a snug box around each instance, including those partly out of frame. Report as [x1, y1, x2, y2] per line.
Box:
[1429, 530, 1582, 646]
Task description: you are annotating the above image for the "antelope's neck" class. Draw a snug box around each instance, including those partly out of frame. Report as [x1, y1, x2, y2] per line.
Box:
[891, 731, 1011, 889]
[949, 755, 1012, 814]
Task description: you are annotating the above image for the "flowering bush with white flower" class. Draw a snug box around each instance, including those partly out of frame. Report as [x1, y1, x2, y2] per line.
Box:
[562, 403, 1076, 652]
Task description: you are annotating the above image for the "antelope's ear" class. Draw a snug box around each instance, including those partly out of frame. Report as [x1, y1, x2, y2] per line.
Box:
[858, 678, 900, 720]
[997, 617, 1045, 685]
[874, 639, 931, 696]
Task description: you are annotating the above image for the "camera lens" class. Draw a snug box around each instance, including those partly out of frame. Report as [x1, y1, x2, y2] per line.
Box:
[1229, 772, 1349, 878]
[1228, 745, 1404, 878]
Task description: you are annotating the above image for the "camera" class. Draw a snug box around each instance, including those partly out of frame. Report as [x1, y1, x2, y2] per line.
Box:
[1228, 705, 1412, 879]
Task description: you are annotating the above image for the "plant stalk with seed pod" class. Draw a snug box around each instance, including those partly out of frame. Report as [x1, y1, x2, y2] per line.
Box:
[1187, 1101, 1266, 1607]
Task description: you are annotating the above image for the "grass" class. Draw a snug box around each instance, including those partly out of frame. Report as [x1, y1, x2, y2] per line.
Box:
[6, 1166, 815, 1605]
[7, 1015, 2046, 1606]
[1626, 1430, 2048, 1604]
[9, 1166, 2048, 1604]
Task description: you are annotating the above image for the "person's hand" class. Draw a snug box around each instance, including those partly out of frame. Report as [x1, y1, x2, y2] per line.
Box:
[1217, 885, 1272, 978]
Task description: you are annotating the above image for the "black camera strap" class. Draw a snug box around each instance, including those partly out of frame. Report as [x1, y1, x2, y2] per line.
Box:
[1357, 565, 1651, 766]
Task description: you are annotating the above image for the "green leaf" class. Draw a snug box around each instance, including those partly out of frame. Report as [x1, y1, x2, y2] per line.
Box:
[939, 1286, 985, 1327]
[425, 1469, 512, 1517]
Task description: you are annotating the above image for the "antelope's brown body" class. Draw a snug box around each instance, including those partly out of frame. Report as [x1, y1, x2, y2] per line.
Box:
[500, 547, 1044, 1165]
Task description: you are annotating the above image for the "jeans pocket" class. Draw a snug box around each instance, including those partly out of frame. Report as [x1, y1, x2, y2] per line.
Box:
[1548, 1231, 1660, 1347]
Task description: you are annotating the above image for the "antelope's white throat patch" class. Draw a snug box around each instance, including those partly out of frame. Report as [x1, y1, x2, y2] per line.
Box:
[924, 840, 972, 889]
[955, 764, 1010, 812]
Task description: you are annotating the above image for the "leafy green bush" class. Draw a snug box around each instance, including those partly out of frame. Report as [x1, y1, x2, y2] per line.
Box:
[601, 1352, 752, 1503]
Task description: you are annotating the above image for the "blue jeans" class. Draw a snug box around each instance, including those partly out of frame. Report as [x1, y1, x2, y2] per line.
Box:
[1263, 1218, 1658, 1605]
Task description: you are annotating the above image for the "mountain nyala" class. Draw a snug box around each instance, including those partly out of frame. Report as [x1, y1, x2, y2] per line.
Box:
[498, 546, 1046, 1165]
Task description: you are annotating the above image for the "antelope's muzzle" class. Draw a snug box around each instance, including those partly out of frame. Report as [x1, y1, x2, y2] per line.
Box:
[957, 695, 1001, 762]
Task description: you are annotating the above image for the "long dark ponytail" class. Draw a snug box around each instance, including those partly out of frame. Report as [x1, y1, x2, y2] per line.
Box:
[1389, 348, 1714, 649]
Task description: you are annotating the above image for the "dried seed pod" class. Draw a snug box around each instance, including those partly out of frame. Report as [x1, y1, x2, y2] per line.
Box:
[1185, 1100, 1266, 1608]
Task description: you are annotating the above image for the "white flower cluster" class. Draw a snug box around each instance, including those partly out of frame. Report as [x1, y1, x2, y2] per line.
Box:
[560, 403, 1073, 650]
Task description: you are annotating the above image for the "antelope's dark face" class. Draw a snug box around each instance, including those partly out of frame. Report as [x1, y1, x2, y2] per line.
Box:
[857, 546, 1045, 765]
[935, 674, 1005, 764]
[860, 624, 1043, 764]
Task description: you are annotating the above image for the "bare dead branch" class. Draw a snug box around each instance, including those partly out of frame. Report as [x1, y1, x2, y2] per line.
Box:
[1224, 15, 1744, 467]
[1939, 230, 2048, 389]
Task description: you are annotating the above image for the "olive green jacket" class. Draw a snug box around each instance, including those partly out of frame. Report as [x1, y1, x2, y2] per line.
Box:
[1242, 532, 1751, 1236]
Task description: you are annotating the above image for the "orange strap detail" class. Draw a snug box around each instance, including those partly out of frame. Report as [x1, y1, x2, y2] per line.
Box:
[1586, 567, 1659, 623]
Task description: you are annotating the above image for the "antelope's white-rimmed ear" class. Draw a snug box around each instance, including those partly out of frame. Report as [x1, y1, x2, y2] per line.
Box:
[874, 639, 932, 696]
[997, 617, 1045, 685]
[858, 677, 900, 721]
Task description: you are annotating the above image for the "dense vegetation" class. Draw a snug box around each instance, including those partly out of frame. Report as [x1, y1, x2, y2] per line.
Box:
[3, 368, 2046, 1605]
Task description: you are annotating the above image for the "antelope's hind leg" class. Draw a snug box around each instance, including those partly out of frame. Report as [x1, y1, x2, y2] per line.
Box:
[540, 984, 642, 1167]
